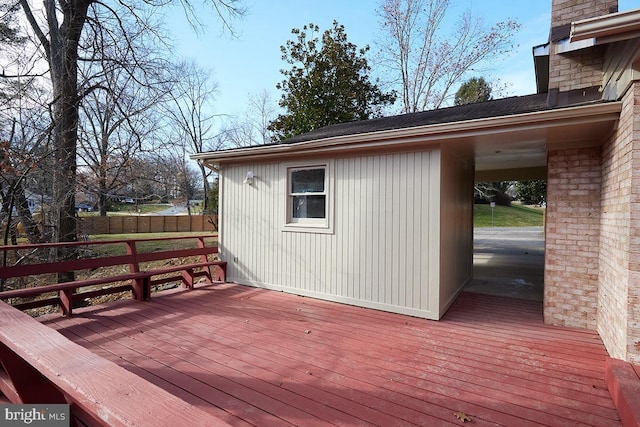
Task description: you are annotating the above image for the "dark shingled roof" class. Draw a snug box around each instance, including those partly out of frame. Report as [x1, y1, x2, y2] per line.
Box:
[281, 93, 550, 144]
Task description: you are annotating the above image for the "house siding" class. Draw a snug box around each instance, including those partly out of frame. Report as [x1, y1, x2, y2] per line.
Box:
[219, 150, 443, 319]
[439, 145, 474, 316]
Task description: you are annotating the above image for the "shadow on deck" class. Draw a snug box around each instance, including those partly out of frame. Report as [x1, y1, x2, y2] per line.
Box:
[40, 283, 623, 426]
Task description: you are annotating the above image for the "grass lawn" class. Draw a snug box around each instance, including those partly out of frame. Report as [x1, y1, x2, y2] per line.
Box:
[88, 232, 218, 256]
[77, 204, 172, 217]
[474, 203, 544, 227]
[111, 204, 171, 215]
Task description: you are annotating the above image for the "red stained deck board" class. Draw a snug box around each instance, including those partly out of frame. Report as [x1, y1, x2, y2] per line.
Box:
[234, 287, 604, 369]
[62, 301, 493, 427]
[95, 300, 608, 424]
[156, 285, 609, 391]
[61, 315, 384, 427]
[156, 290, 608, 391]
[42, 285, 622, 427]
[145, 288, 617, 426]
[54, 315, 295, 427]
[55, 300, 461, 427]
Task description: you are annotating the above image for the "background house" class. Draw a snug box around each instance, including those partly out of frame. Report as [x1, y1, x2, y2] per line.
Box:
[194, 0, 640, 364]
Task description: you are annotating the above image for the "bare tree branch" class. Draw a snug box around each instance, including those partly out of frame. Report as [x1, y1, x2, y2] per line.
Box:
[376, 0, 520, 112]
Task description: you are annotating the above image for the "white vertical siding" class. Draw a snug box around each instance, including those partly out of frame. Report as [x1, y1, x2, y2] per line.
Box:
[220, 150, 442, 319]
[438, 146, 474, 316]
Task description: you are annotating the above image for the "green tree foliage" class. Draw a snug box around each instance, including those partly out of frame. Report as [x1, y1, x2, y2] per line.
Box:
[515, 180, 546, 205]
[269, 21, 396, 140]
[454, 77, 492, 106]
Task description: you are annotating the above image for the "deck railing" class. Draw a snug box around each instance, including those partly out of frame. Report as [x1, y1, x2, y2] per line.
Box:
[0, 235, 225, 316]
[0, 300, 228, 426]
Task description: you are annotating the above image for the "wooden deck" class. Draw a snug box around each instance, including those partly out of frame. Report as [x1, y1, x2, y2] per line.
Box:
[41, 284, 621, 426]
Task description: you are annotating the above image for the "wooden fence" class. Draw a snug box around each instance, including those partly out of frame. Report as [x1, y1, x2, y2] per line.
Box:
[77, 215, 218, 235]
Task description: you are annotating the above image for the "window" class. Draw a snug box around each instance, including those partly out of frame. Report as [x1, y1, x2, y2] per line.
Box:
[284, 163, 332, 232]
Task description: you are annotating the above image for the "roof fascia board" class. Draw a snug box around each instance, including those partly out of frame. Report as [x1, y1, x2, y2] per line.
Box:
[556, 37, 596, 53]
[571, 8, 640, 43]
[191, 102, 622, 165]
[533, 43, 549, 56]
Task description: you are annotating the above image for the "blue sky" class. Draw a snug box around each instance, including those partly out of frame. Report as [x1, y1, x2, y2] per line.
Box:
[165, 0, 640, 118]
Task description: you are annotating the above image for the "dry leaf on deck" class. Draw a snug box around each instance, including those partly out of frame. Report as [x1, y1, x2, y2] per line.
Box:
[454, 411, 472, 422]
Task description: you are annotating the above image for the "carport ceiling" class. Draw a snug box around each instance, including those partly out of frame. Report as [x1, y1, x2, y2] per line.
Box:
[473, 106, 619, 180]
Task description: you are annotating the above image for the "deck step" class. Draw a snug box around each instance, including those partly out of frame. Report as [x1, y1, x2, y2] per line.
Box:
[606, 358, 640, 427]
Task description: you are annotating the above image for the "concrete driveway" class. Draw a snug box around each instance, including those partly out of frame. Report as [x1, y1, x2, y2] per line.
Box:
[464, 227, 544, 301]
[152, 205, 188, 215]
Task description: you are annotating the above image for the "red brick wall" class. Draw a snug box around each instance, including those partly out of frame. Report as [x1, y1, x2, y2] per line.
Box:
[548, 48, 607, 93]
[548, 0, 617, 93]
[544, 0, 640, 363]
[599, 86, 633, 360]
[545, 148, 601, 329]
[551, 0, 617, 25]
[631, 141, 640, 363]
[599, 83, 640, 363]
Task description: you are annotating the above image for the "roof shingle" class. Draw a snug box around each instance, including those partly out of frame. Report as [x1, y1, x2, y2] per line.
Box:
[282, 93, 550, 144]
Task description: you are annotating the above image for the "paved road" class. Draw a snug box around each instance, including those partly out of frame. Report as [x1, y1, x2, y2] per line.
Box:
[473, 226, 545, 256]
[466, 226, 545, 301]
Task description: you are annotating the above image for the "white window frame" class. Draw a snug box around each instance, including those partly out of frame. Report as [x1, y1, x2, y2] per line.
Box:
[283, 161, 333, 234]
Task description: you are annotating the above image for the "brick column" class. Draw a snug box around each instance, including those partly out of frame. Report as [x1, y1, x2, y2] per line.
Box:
[545, 148, 601, 329]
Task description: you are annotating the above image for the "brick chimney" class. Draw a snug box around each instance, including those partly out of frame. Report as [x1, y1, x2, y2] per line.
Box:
[547, 0, 618, 106]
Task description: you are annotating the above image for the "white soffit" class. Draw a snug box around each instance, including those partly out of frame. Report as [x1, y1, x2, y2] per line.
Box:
[571, 8, 640, 44]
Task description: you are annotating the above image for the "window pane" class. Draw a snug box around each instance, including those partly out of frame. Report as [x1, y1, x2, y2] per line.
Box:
[291, 168, 325, 193]
[292, 195, 326, 218]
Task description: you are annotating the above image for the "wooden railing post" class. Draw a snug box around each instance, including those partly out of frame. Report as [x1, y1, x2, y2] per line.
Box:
[59, 289, 73, 317]
[196, 236, 213, 284]
[125, 240, 147, 301]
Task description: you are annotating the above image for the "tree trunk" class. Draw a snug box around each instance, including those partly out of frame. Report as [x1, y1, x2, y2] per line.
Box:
[199, 163, 210, 212]
[98, 191, 108, 216]
[97, 172, 108, 216]
[44, 0, 91, 282]
[11, 180, 43, 243]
